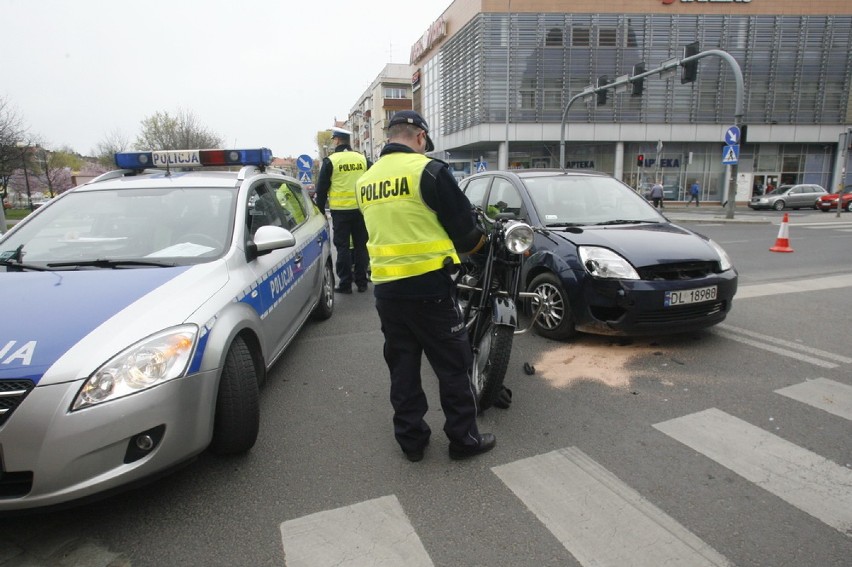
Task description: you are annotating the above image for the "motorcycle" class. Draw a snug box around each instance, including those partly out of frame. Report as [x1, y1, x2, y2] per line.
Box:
[456, 207, 539, 411]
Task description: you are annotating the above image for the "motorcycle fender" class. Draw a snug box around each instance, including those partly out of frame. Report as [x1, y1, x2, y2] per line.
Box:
[491, 296, 518, 327]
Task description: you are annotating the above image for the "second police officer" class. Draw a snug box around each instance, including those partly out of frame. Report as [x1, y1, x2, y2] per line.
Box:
[315, 127, 371, 293]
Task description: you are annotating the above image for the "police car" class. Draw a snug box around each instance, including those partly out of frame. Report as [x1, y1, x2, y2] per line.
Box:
[0, 148, 334, 511]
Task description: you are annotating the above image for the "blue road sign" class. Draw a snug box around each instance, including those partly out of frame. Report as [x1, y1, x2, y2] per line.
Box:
[722, 145, 740, 165]
[475, 161, 487, 173]
[724, 126, 741, 146]
[297, 154, 313, 171]
[298, 171, 312, 184]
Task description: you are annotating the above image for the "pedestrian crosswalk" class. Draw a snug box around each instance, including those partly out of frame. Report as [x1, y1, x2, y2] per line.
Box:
[279, 378, 852, 566]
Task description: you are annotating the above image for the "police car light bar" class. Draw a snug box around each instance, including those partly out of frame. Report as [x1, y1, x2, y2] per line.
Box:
[114, 148, 273, 170]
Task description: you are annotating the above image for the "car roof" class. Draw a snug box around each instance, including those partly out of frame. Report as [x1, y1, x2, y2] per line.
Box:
[72, 168, 297, 193]
[469, 168, 613, 180]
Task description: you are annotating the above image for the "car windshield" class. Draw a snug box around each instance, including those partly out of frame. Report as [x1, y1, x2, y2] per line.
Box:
[523, 175, 665, 226]
[0, 187, 236, 269]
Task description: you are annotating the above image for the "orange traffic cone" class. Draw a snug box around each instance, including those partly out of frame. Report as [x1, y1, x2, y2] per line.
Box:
[770, 213, 794, 253]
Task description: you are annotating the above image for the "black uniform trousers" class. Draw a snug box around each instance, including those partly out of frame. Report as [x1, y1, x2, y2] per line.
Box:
[330, 210, 369, 289]
[375, 296, 481, 454]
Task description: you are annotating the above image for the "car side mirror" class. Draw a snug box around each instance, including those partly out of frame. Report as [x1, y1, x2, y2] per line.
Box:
[247, 225, 296, 261]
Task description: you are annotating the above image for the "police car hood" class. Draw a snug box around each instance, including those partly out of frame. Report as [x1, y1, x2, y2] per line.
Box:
[555, 222, 719, 265]
[0, 264, 227, 385]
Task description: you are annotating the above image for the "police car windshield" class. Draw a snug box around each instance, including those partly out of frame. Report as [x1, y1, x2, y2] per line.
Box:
[1, 187, 236, 266]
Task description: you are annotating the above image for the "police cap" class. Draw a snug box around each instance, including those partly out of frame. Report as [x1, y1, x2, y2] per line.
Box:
[330, 127, 352, 140]
[387, 110, 434, 152]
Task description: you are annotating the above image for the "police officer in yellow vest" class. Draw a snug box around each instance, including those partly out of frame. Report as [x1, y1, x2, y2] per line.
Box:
[315, 127, 370, 293]
[355, 110, 495, 462]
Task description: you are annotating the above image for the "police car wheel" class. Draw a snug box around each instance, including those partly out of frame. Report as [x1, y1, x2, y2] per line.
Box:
[311, 259, 335, 321]
[210, 336, 260, 455]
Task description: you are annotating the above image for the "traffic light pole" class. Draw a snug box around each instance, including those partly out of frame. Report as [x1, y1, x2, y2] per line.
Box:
[559, 49, 744, 218]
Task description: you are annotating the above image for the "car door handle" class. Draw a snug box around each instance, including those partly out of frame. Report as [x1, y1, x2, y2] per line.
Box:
[294, 254, 303, 265]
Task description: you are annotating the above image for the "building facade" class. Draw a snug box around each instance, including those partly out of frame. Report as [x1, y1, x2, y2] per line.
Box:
[347, 64, 415, 163]
[404, 0, 852, 202]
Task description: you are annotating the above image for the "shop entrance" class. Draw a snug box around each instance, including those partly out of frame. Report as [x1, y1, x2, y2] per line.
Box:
[752, 174, 779, 196]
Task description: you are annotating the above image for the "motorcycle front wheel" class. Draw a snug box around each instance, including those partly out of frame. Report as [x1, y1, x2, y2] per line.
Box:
[471, 322, 514, 410]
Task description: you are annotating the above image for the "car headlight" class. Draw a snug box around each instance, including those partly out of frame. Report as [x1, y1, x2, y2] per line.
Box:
[706, 238, 734, 272]
[504, 221, 534, 254]
[578, 246, 639, 279]
[72, 325, 198, 411]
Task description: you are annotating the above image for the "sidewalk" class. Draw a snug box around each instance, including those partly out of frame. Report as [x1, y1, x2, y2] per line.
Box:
[654, 202, 771, 224]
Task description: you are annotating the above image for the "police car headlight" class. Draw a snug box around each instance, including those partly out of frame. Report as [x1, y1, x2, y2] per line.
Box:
[504, 221, 534, 254]
[579, 246, 639, 280]
[72, 325, 198, 411]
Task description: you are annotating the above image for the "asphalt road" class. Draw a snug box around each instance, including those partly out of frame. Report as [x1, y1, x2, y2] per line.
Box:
[2, 209, 851, 567]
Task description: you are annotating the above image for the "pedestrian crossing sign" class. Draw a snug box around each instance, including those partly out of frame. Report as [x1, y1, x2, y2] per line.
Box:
[475, 161, 487, 173]
[299, 171, 312, 183]
[722, 145, 739, 165]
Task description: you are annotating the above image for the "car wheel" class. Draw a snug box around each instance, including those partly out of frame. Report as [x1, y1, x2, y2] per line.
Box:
[311, 259, 334, 320]
[528, 272, 576, 341]
[772, 200, 786, 211]
[846, 201, 852, 213]
[210, 335, 259, 455]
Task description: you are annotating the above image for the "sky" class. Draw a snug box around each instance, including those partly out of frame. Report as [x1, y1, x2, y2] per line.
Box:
[1, 0, 449, 159]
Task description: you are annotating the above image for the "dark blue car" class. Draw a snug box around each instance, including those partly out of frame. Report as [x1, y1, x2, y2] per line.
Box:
[459, 169, 738, 340]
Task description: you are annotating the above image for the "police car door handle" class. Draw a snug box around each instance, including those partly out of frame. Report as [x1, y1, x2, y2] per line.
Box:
[294, 254, 303, 265]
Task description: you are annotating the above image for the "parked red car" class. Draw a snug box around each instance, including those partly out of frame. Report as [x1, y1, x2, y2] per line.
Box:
[816, 185, 852, 212]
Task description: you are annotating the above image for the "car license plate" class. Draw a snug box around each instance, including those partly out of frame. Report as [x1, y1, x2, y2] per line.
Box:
[664, 285, 717, 307]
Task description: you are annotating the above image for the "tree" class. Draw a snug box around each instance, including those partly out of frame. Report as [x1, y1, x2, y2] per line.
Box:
[0, 96, 29, 205]
[94, 128, 132, 167]
[134, 109, 223, 150]
[316, 130, 333, 159]
[37, 147, 83, 197]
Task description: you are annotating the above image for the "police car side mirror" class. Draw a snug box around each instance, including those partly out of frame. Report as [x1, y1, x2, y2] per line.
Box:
[247, 225, 296, 261]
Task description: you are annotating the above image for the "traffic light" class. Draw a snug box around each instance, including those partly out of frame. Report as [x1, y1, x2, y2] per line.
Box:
[637, 154, 645, 167]
[740, 124, 748, 146]
[631, 62, 646, 96]
[681, 41, 699, 84]
[596, 76, 611, 106]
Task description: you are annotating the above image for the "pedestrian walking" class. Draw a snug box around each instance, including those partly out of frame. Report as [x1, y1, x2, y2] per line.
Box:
[315, 127, 371, 293]
[650, 180, 665, 209]
[355, 110, 496, 462]
[688, 179, 700, 207]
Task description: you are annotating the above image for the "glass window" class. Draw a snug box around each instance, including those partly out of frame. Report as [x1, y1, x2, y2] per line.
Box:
[272, 181, 308, 229]
[487, 178, 523, 217]
[572, 26, 590, 46]
[383, 87, 408, 99]
[598, 28, 618, 47]
[462, 177, 491, 207]
[246, 182, 289, 238]
[545, 27, 563, 47]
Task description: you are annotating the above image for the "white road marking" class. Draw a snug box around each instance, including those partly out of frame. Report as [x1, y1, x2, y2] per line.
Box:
[279, 495, 434, 567]
[715, 324, 852, 366]
[735, 273, 852, 299]
[654, 408, 852, 537]
[775, 378, 852, 420]
[492, 447, 731, 567]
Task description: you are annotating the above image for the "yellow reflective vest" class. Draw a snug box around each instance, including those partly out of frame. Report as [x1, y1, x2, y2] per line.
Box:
[276, 184, 306, 224]
[327, 151, 368, 210]
[356, 152, 460, 283]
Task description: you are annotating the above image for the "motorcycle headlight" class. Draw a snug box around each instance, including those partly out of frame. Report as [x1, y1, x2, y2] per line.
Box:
[579, 246, 639, 279]
[504, 221, 534, 254]
[72, 325, 198, 411]
[707, 238, 734, 272]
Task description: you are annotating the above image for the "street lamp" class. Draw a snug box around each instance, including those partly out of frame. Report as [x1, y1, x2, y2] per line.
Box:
[15, 142, 33, 211]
